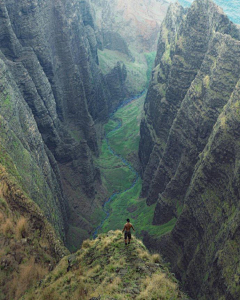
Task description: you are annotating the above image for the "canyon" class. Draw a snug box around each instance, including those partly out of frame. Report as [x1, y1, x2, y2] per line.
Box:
[1, 0, 240, 299]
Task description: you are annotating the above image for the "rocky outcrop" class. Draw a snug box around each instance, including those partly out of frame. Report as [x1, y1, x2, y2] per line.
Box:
[0, 50, 67, 239]
[158, 79, 240, 299]
[105, 62, 128, 112]
[139, 0, 240, 298]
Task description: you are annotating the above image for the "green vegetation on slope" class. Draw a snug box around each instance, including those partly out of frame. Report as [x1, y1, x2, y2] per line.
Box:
[98, 49, 156, 94]
[0, 88, 65, 239]
[96, 96, 177, 239]
[22, 231, 188, 300]
[107, 97, 144, 159]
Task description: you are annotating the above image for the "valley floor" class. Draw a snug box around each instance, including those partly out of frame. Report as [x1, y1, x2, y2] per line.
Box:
[94, 95, 176, 240]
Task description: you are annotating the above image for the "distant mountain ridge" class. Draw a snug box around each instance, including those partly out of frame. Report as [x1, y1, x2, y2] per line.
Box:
[90, 0, 170, 52]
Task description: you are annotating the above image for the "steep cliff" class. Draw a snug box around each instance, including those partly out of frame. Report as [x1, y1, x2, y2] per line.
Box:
[0, 0, 128, 249]
[139, 0, 240, 298]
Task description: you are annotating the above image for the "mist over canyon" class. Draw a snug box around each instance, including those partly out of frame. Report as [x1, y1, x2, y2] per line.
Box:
[0, 0, 240, 299]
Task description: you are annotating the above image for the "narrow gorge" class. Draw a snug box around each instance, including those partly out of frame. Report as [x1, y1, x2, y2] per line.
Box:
[1, 0, 240, 299]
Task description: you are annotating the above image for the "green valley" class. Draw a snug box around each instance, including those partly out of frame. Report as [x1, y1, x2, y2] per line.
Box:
[95, 94, 177, 239]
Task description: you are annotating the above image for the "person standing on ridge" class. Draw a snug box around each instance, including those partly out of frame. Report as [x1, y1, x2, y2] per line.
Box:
[122, 218, 135, 245]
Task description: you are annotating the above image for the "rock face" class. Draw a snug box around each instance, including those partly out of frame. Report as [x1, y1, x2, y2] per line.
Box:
[0, 0, 127, 246]
[139, 0, 240, 298]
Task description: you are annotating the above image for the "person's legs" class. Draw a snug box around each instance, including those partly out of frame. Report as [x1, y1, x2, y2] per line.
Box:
[128, 232, 131, 244]
[124, 232, 128, 245]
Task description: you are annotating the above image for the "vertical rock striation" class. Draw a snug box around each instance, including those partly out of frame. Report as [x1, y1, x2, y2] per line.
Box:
[0, 0, 127, 246]
[139, 0, 240, 298]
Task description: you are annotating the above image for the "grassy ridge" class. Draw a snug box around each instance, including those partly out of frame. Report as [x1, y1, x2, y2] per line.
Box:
[22, 231, 188, 300]
[96, 96, 176, 239]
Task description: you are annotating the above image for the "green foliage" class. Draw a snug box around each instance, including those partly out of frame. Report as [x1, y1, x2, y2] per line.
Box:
[162, 45, 172, 64]
[194, 81, 202, 94]
[98, 48, 155, 94]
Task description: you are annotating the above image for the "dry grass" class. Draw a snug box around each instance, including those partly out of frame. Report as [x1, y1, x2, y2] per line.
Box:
[81, 239, 95, 249]
[0, 211, 4, 223]
[7, 258, 48, 300]
[151, 253, 162, 264]
[1, 218, 14, 236]
[22, 230, 187, 300]
[0, 167, 67, 300]
[136, 247, 151, 261]
[136, 273, 178, 300]
[16, 217, 28, 239]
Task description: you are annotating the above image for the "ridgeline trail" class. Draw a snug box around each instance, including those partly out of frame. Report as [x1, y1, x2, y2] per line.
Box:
[93, 92, 145, 238]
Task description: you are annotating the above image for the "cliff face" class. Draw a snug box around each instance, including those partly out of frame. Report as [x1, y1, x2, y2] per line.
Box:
[139, 0, 240, 298]
[0, 0, 127, 247]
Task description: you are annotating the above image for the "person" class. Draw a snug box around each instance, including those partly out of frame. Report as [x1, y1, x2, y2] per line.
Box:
[122, 218, 135, 245]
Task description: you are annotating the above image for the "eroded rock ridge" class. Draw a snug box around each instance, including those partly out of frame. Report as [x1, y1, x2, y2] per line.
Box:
[0, 0, 127, 247]
[139, 0, 240, 298]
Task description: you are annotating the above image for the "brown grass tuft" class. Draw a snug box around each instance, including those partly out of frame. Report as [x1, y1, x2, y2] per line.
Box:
[82, 239, 94, 249]
[151, 253, 162, 264]
[16, 217, 29, 239]
[2, 218, 14, 236]
[136, 247, 150, 261]
[8, 257, 48, 299]
[0, 211, 5, 223]
[136, 273, 178, 300]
